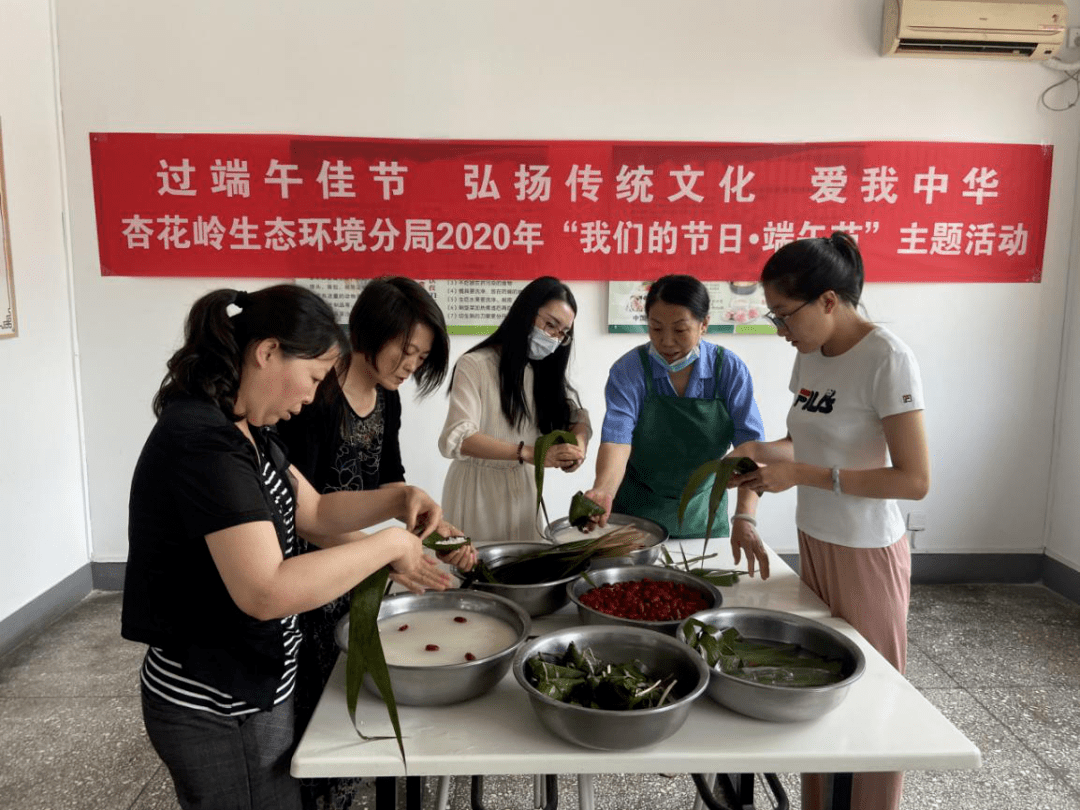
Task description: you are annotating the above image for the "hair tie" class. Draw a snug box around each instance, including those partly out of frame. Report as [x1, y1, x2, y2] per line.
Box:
[234, 290, 251, 309]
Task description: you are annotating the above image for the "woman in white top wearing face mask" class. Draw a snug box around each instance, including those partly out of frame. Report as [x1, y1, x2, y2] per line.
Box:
[438, 276, 591, 545]
[583, 275, 770, 578]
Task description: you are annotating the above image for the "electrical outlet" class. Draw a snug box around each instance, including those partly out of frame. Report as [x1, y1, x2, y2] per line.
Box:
[1069, 26, 1080, 49]
[906, 511, 927, 532]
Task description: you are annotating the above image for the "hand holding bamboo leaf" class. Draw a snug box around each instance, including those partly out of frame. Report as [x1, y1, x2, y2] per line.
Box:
[532, 430, 584, 513]
[677, 456, 759, 542]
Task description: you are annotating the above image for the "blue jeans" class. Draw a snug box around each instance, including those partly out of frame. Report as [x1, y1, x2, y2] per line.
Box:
[141, 688, 302, 810]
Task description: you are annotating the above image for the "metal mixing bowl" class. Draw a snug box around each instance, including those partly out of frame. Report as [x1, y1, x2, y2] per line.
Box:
[677, 607, 866, 722]
[334, 589, 531, 706]
[512, 624, 709, 750]
[465, 543, 581, 616]
[567, 565, 722, 636]
[542, 513, 668, 568]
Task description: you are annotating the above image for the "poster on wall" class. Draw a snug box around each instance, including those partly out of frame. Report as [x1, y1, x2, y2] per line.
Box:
[89, 134, 1052, 284]
[0, 121, 17, 339]
[608, 280, 772, 334]
[297, 277, 530, 334]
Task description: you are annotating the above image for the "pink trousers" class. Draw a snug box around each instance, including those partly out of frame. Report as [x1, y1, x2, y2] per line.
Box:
[798, 531, 911, 810]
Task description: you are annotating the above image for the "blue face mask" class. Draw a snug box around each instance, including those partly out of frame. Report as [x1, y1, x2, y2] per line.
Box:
[527, 326, 562, 361]
[648, 341, 700, 373]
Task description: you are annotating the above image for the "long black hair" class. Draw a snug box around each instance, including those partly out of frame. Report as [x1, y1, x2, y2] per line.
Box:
[458, 276, 580, 434]
[153, 285, 349, 421]
[347, 277, 450, 398]
[761, 232, 865, 307]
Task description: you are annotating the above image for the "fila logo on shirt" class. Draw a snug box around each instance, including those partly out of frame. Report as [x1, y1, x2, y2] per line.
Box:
[794, 387, 836, 414]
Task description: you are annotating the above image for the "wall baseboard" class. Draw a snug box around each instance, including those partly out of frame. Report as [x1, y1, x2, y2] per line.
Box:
[780, 551, 1071, 596]
[5, 554, 1077, 658]
[1042, 555, 1080, 604]
[92, 562, 126, 591]
[0, 565, 93, 658]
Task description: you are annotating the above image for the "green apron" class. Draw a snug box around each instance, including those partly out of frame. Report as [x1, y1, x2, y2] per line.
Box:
[612, 346, 736, 539]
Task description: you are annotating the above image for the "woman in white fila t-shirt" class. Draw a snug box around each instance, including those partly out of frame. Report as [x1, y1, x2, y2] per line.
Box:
[731, 232, 929, 810]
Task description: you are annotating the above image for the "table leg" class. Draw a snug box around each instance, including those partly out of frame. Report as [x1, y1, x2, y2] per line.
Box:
[691, 773, 716, 810]
[372, 776, 427, 810]
[826, 773, 852, 810]
[578, 773, 595, 810]
[376, 776, 396, 810]
[471, 774, 558, 810]
[691, 773, 789, 810]
[406, 776, 424, 809]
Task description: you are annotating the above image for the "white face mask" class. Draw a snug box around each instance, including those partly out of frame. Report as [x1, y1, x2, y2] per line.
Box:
[527, 326, 562, 361]
[648, 341, 700, 373]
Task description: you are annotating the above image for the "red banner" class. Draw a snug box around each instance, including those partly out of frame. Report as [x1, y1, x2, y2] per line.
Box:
[89, 133, 1052, 282]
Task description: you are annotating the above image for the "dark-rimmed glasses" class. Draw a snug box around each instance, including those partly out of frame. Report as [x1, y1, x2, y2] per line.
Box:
[765, 298, 814, 330]
[537, 316, 573, 346]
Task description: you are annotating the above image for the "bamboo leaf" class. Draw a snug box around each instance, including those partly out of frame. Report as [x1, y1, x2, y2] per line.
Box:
[346, 566, 406, 765]
[422, 530, 472, 553]
[677, 456, 759, 541]
[678, 459, 718, 530]
[533, 430, 579, 514]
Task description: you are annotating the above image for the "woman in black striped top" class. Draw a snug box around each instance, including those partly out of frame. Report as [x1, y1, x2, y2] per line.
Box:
[122, 285, 451, 810]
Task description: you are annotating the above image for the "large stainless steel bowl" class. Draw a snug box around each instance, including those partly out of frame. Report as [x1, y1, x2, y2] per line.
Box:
[465, 543, 581, 617]
[677, 607, 865, 722]
[567, 565, 722, 636]
[543, 513, 669, 568]
[335, 589, 531, 706]
[512, 625, 710, 750]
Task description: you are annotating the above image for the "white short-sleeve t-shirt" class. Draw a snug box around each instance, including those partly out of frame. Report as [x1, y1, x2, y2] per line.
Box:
[787, 326, 924, 548]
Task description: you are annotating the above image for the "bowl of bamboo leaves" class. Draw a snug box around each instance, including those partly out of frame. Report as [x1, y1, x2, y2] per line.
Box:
[677, 607, 866, 722]
[512, 624, 710, 750]
[463, 529, 653, 617]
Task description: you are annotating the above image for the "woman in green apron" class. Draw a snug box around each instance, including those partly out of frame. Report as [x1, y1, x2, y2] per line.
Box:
[584, 274, 770, 578]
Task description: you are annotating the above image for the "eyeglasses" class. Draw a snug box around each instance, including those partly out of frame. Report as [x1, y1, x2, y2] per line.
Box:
[764, 298, 814, 330]
[537, 316, 573, 346]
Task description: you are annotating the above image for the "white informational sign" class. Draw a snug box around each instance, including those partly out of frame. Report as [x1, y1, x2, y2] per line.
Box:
[296, 278, 531, 335]
[0, 121, 17, 339]
[607, 281, 774, 335]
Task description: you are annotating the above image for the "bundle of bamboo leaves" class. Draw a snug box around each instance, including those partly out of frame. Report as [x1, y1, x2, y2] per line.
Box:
[526, 642, 678, 710]
[470, 524, 647, 585]
[682, 619, 845, 687]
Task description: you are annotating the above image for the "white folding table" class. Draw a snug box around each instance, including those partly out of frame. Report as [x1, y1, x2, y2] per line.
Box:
[292, 540, 980, 809]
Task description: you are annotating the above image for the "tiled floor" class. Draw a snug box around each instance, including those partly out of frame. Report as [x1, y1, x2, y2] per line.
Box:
[1, 584, 1078, 810]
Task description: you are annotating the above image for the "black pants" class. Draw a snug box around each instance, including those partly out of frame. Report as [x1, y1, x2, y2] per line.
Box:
[142, 689, 302, 810]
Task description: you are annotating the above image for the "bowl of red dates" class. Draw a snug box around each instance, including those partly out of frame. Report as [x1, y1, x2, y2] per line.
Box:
[567, 565, 722, 636]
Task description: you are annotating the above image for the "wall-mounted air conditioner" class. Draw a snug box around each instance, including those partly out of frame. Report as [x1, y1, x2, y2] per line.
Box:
[882, 0, 1067, 60]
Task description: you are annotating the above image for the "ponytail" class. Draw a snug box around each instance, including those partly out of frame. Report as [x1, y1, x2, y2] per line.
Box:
[153, 285, 347, 420]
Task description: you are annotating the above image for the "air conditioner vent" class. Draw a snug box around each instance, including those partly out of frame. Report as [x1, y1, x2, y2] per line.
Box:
[895, 37, 1039, 56]
[882, 0, 1067, 61]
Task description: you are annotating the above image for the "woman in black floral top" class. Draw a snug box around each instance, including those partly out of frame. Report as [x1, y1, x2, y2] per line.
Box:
[278, 277, 476, 810]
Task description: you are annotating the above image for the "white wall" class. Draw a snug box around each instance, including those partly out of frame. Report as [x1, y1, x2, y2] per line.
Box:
[47, 0, 1080, 574]
[0, 1, 91, 620]
[1047, 146, 1080, 572]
